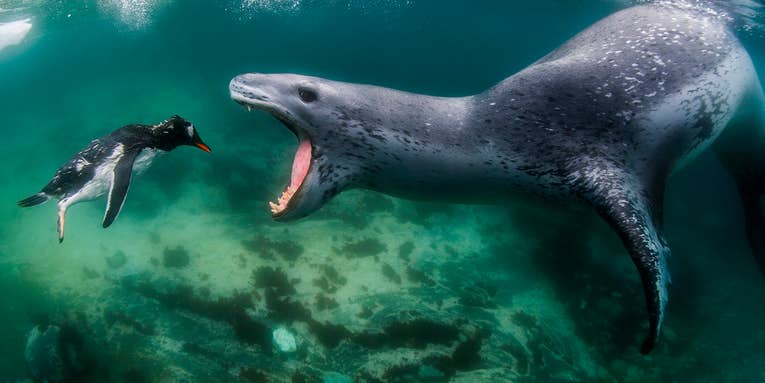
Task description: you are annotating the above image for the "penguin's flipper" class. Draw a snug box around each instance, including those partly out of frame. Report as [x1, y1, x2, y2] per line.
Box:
[103, 151, 139, 228]
[577, 162, 670, 354]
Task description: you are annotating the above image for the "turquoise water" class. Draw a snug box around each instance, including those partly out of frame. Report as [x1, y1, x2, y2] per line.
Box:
[2, 1, 765, 382]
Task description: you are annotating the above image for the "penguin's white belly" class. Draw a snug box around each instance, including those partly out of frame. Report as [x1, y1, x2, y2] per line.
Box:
[62, 144, 125, 206]
[67, 162, 116, 205]
[133, 148, 162, 175]
[63, 147, 161, 207]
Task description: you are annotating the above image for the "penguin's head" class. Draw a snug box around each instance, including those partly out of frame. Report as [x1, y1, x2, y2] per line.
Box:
[155, 115, 211, 153]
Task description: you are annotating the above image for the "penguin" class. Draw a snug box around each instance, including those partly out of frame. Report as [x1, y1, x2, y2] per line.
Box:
[17, 115, 211, 242]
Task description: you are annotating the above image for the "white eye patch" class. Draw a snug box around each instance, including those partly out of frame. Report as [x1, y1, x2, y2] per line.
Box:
[186, 124, 195, 137]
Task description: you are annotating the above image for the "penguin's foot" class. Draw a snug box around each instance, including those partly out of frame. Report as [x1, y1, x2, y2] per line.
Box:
[56, 207, 66, 244]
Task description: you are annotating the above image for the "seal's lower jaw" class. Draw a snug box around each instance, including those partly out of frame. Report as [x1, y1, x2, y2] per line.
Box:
[269, 139, 312, 219]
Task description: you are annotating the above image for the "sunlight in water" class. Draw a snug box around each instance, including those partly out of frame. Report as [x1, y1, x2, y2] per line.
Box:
[631, 0, 765, 33]
[97, 0, 170, 30]
[0, 18, 31, 52]
[234, 0, 412, 16]
[241, 0, 302, 11]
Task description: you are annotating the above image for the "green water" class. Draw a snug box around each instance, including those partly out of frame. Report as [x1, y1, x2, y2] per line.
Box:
[2, 1, 765, 382]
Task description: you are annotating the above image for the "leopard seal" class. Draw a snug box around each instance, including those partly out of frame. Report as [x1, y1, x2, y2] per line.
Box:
[229, 2, 765, 353]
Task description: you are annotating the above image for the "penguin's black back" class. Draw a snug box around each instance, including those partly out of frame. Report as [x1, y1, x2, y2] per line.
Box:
[42, 124, 154, 197]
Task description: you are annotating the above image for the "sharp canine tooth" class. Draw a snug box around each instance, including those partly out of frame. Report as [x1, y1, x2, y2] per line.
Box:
[247, 105, 253, 112]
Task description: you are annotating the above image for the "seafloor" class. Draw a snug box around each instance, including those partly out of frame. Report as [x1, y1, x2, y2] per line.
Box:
[2, 1, 765, 382]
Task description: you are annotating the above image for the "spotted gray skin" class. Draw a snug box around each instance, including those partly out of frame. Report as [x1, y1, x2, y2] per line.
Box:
[230, 2, 765, 354]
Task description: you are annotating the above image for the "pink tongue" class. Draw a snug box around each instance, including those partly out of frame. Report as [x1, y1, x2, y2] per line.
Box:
[290, 140, 312, 189]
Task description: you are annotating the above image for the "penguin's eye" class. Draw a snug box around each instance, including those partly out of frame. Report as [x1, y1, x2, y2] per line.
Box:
[298, 87, 318, 103]
[186, 125, 194, 137]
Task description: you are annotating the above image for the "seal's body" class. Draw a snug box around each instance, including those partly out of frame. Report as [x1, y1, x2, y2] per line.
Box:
[18, 115, 210, 242]
[229, 3, 765, 353]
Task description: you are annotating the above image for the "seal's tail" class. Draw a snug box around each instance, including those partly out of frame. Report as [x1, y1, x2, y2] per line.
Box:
[17, 192, 49, 207]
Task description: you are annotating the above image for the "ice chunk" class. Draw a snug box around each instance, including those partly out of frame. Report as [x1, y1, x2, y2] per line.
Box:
[272, 326, 297, 353]
[322, 372, 353, 383]
[0, 18, 32, 52]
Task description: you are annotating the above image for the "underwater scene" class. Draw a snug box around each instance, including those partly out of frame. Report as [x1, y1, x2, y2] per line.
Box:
[2, 0, 765, 382]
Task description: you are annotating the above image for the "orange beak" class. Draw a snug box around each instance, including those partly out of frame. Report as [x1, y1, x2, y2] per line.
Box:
[195, 142, 211, 153]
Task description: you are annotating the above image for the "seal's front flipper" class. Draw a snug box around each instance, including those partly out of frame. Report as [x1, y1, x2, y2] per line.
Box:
[736, 181, 765, 274]
[715, 92, 765, 275]
[578, 164, 670, 354]
[103, 151, 138, 228]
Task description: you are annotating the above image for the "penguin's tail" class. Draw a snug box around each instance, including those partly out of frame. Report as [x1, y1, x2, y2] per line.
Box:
[17, 192, 50, 207]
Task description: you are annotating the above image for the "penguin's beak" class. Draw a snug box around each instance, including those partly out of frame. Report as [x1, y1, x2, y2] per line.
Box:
[195, 142, 211, 153]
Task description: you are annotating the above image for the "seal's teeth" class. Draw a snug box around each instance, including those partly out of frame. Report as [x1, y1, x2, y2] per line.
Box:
[246, 105, 253, 112]
[270, 185, 299, 215]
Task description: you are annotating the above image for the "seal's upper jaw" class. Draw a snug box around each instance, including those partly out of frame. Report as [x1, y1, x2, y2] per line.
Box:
[229, 73, 319, 221]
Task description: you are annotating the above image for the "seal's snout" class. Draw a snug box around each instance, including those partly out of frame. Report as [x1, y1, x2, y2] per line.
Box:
[229, 73, 258, 89]
[230, 73, 271, 94]
[229, 73, 276, 111]
[229, 74, 252, 100]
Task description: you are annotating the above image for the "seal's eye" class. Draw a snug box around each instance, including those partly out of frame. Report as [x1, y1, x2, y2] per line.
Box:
[298, 87, 318, 103]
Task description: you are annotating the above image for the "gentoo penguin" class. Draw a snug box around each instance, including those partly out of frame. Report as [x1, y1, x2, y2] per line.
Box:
[18, 115, 211, 242]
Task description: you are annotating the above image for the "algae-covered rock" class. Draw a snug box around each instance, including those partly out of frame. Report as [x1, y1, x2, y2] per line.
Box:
[243, 235, 304, 261]
[162, 246, 190, 268]
[25, 325, 67, 383]
[106, 250, 127, 269]
[24, 324, 91, 383]
[337, 238, 387, 258]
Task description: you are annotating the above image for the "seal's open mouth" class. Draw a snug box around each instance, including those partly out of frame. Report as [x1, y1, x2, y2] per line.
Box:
[232, 97, 312, 218]
[270, 138, 311, 215]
